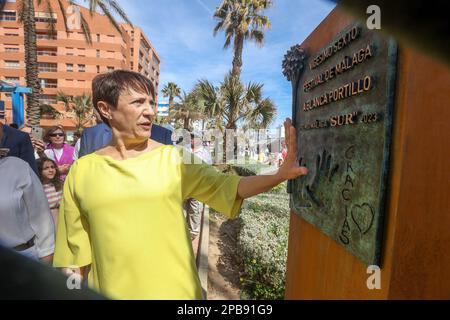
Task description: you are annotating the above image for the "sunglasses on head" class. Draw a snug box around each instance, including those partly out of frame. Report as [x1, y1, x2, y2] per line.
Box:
[49, 133, 64, 137]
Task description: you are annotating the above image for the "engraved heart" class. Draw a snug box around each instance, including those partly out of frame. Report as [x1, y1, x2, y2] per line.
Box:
[351, 203, 374, 235]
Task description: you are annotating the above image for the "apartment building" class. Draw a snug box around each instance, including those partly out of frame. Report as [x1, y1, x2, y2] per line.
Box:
[0, 0, 160, 130]
[122, 25, 161, 94]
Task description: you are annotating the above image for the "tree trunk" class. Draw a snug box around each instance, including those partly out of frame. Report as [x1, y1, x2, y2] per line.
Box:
[23, 0, 42, 126]
[232, 32, 244, 78]
[183, 115, 189, 130]
[168, 96, 174, 114]
[223, 122, 237, 164]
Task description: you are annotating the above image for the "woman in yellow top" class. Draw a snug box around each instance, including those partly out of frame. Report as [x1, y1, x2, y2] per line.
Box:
[53, 70, 308, 300]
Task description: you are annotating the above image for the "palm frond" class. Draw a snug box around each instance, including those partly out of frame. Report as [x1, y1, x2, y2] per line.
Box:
[89, 0, 98, 16]
[56, 0, 70, 35]
[16, 0, 26, 24]
[107, 0, 133, 26]
[250, 29, 264, 46]
[79, 12, 92, 44]
[44, 0, 57, 37]
[96, 0, 123, 36]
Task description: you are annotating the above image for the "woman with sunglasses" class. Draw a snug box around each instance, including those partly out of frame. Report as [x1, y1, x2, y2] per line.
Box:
[44, 126, 75, 181]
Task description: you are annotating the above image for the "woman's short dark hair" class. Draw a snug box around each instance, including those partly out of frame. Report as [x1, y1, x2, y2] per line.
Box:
[92, 70, 156, 126]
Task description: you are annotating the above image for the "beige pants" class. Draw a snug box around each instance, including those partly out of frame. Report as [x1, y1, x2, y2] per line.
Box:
[183, 198, 204, 240]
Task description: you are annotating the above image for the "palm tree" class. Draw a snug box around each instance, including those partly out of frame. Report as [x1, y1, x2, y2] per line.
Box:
[3, 0, 132, 126]
[40, 104, 61, 119]
[195, 73, 276, 162]
[169, 91, 205, 130]
[195, 73, 276, 130]
[57, 92, 94, 132]
[17, 0, 41, 126]
[213, 0, 272, 78]
[161, 82, 181, 114]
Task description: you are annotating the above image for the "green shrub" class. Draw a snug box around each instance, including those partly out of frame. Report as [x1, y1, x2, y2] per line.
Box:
[237, 182, 290, 300]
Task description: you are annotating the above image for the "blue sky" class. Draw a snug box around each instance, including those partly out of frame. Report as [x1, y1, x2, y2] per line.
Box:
[117, 0, 335, 128]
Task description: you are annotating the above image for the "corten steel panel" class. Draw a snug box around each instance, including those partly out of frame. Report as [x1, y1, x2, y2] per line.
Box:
[285, 7, 450, 300]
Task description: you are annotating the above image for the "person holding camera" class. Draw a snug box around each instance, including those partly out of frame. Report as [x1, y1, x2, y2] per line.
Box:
[19, 124, 46, 159]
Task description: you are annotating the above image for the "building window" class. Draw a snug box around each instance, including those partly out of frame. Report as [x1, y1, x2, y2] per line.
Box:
[37, 47, 57, 56]
[97, 34, 100, 42]
[4, 28, 19, 37]
[96, 50, 100, 58]
[78, 64, 85, 72]
[66, 47, 74, 56]
[5, 46, 19, 52]
[5, 60, 20, 68]
[39, 94, 57, 105]
[5, 76, 20, 84]
[96, 65, 100, 73]
[38, 62, 57, 72]
[130, 62, 134, 69]
[78, 48, 85, 57]
[40, 78, 57, 88]
[0, 11, 16, 21]
[36, 31, 57, 40]
[4, 27, 19, 36]
[130, 48, 134, 56]
[35, 12, 57, 24]
[66, 63, 73, 72]
[107, 66, 114, 72]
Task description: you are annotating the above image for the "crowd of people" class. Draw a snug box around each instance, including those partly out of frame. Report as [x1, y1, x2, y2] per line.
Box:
[0, 70, 308, 299]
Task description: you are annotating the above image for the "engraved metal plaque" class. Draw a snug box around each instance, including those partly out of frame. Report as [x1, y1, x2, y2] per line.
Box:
[285, 22, 397, 265]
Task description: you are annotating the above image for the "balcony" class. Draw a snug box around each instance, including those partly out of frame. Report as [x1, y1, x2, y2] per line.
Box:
[35, 12, 57, 24]
[0, 11, 16, 21]
[4, 47, 19, 53]
[38, 62, 57, 72]
[36, 31, 57, 40]
[4, 60, 20, 69]
[40, 78, 57, 89]
[37, 47, 57, 56]
[39, 94, 57, 105]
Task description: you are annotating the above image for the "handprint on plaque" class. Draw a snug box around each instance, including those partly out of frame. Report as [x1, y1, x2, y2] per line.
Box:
[296, 149, 339, 212]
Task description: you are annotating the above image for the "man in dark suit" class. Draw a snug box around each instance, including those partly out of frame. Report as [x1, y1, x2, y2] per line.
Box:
[0, 124, 38, 174]
[78, 121, 172, 158]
